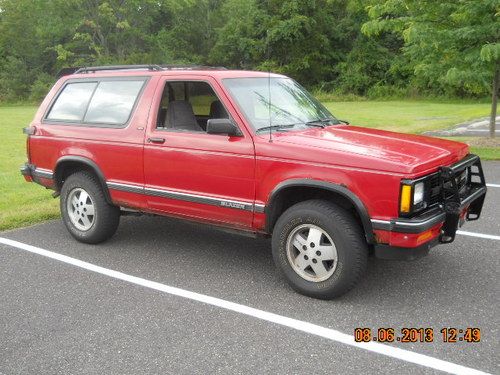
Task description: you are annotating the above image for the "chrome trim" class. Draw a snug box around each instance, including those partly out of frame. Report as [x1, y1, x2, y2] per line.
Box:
[107, 181, 257, 212]
[370, 219, 391, 231]
[370, 219, 390, 225]
[371, 210, 447, 234]
[33, 168, 54, 179]
[254, 203, 265, 213]
[107, 181, 144, 194]
[145, 187, 254, 211]
[393, 214, 446, 228]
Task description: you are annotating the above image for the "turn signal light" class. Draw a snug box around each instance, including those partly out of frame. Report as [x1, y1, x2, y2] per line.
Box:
[417, 230, 434, 243]
[400, 185, 412, 213]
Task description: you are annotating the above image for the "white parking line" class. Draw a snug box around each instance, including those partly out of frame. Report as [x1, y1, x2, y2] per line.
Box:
[457, 230, 500, 241]
[0, 237, 491, 375]
[486, 183, 500, 188]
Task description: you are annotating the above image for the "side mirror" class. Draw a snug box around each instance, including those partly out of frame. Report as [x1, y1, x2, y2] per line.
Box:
[206, 118, 241, 136]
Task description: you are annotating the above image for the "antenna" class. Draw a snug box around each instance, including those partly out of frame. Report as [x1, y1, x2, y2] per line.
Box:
[267, 30, 272, 143]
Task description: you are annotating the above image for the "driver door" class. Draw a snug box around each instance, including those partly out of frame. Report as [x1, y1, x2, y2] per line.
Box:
[143, 75, 256, 228]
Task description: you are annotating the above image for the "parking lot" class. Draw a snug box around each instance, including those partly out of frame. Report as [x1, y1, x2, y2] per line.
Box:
[1, 162, 499, 375]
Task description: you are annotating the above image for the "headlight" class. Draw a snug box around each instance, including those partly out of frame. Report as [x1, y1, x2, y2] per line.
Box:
[400, 181, 427, 215]
[414, 182, 424, 204]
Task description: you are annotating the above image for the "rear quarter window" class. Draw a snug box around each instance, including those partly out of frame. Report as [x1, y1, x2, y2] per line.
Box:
[84, 80, 145, 125]
[45, 78, 146, 127]
[46, 82, 97, 121]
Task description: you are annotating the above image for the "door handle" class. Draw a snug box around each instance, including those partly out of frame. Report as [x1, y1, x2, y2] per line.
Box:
[147, 137, 166, 144]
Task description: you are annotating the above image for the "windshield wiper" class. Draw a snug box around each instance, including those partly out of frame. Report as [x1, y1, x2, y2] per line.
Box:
[256, 124, 298, 133]
[304, 118, 336, 128]
[308, 117, 349, 126]
[257, 118, 342, 133]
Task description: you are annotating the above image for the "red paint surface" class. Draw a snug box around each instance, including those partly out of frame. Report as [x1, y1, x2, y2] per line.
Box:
[25, 69, 470, 246]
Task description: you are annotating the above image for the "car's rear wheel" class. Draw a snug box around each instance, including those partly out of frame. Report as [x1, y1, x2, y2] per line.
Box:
[60, 171, 120, 244]
[272, 199, 368, 299]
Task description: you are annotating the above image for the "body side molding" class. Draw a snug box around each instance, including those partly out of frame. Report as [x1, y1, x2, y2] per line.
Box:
[107, 181, 263, 213]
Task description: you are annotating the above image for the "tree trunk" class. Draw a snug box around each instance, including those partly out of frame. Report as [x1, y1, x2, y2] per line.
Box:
[490, 64, 499, 138]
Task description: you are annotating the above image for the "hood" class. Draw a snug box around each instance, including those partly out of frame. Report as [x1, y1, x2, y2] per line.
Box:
[270, 125, 469, 175]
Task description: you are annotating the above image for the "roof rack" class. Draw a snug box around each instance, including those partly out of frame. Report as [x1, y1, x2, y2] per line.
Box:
[57, 67, 83, 78]
[161, 64, 227, 70]
[75, 65, 163, 74]
[74, 64, 227, 74]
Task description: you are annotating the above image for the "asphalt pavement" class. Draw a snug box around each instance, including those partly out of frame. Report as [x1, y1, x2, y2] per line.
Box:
[425, 116, 500, 137]
[1, 162, 499, 374]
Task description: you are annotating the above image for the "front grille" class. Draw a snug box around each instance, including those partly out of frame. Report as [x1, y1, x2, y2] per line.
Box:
[401, 155, 485, 222]
[428, 174, 441, 206]
[427, 168, 469, 208]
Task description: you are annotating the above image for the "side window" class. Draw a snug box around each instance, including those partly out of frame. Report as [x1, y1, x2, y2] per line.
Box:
[188, 82, 218, 117]
[85, 80, 144, 125]
[157, 80, 229, 132]
[46, 82, 97, 121]
[168, 82, 186, 101]
[46, 79, 145, 126]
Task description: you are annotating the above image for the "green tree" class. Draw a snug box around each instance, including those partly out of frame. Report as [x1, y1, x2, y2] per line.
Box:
[334, 0, 411, 96]
[210, 0, 360, 86]
[363, 0, 500, 137]
[154, 0, 225, 64]
[262, 0, 358, 85]
[52, 0, 164, 66]
[0, 0, 63, 100]
[209, 0, 266, 68]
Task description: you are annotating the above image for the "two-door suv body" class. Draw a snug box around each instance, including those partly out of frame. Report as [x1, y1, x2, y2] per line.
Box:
[21, 65, 487, 299]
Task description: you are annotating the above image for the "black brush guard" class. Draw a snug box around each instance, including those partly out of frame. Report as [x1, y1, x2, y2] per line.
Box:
[439, 154, 487, 243]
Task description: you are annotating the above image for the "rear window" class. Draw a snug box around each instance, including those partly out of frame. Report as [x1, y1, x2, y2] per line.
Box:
[46, 79, 146, 126]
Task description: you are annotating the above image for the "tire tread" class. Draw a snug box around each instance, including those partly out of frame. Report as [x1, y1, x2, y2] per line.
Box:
[60, 171, 120, 244]
[272, 199, 368, 299]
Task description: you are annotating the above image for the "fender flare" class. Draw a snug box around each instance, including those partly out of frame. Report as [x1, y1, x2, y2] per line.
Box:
[54, 156, 112, 204]
[266, 179, 375, 244]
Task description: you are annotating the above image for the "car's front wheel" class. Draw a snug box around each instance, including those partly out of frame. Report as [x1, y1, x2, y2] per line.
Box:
[272, 199, 368, 299]
[60, 171, 120, 244]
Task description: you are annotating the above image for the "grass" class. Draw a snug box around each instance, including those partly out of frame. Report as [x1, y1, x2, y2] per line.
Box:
[324, 100, 491, 134]
[438, 137, 500, 161]
[0, 101, 498, 231]
[0, 106, 59, 230]
[468, 147, 500, 160]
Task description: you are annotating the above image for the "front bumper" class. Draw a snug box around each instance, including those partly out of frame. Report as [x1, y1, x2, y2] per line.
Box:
[374, 239, 439, 260]
[372, 154, 487, 259]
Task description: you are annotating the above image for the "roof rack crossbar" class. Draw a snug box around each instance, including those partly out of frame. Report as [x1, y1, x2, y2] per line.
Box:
[161, 64, 227, 70]
[75, 65, 163, 74]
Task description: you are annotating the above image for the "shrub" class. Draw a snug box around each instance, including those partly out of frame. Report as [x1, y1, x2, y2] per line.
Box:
[29, 73, 55, 102]
[366, 84, 409, 100]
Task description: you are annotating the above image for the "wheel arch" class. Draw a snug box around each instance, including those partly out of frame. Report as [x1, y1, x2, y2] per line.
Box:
[54, 156, 112, 204]
[265, 179, 375, 244]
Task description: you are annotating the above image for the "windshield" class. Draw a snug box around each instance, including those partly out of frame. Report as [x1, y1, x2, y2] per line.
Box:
[222, 77, 339, 133]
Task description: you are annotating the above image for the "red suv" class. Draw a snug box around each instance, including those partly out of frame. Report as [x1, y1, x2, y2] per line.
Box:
[21, 65, 487, 299]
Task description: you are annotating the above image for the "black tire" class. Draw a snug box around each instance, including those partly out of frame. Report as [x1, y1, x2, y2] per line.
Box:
[60, 171, 120, 244]
[272, 199, 368, 299]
